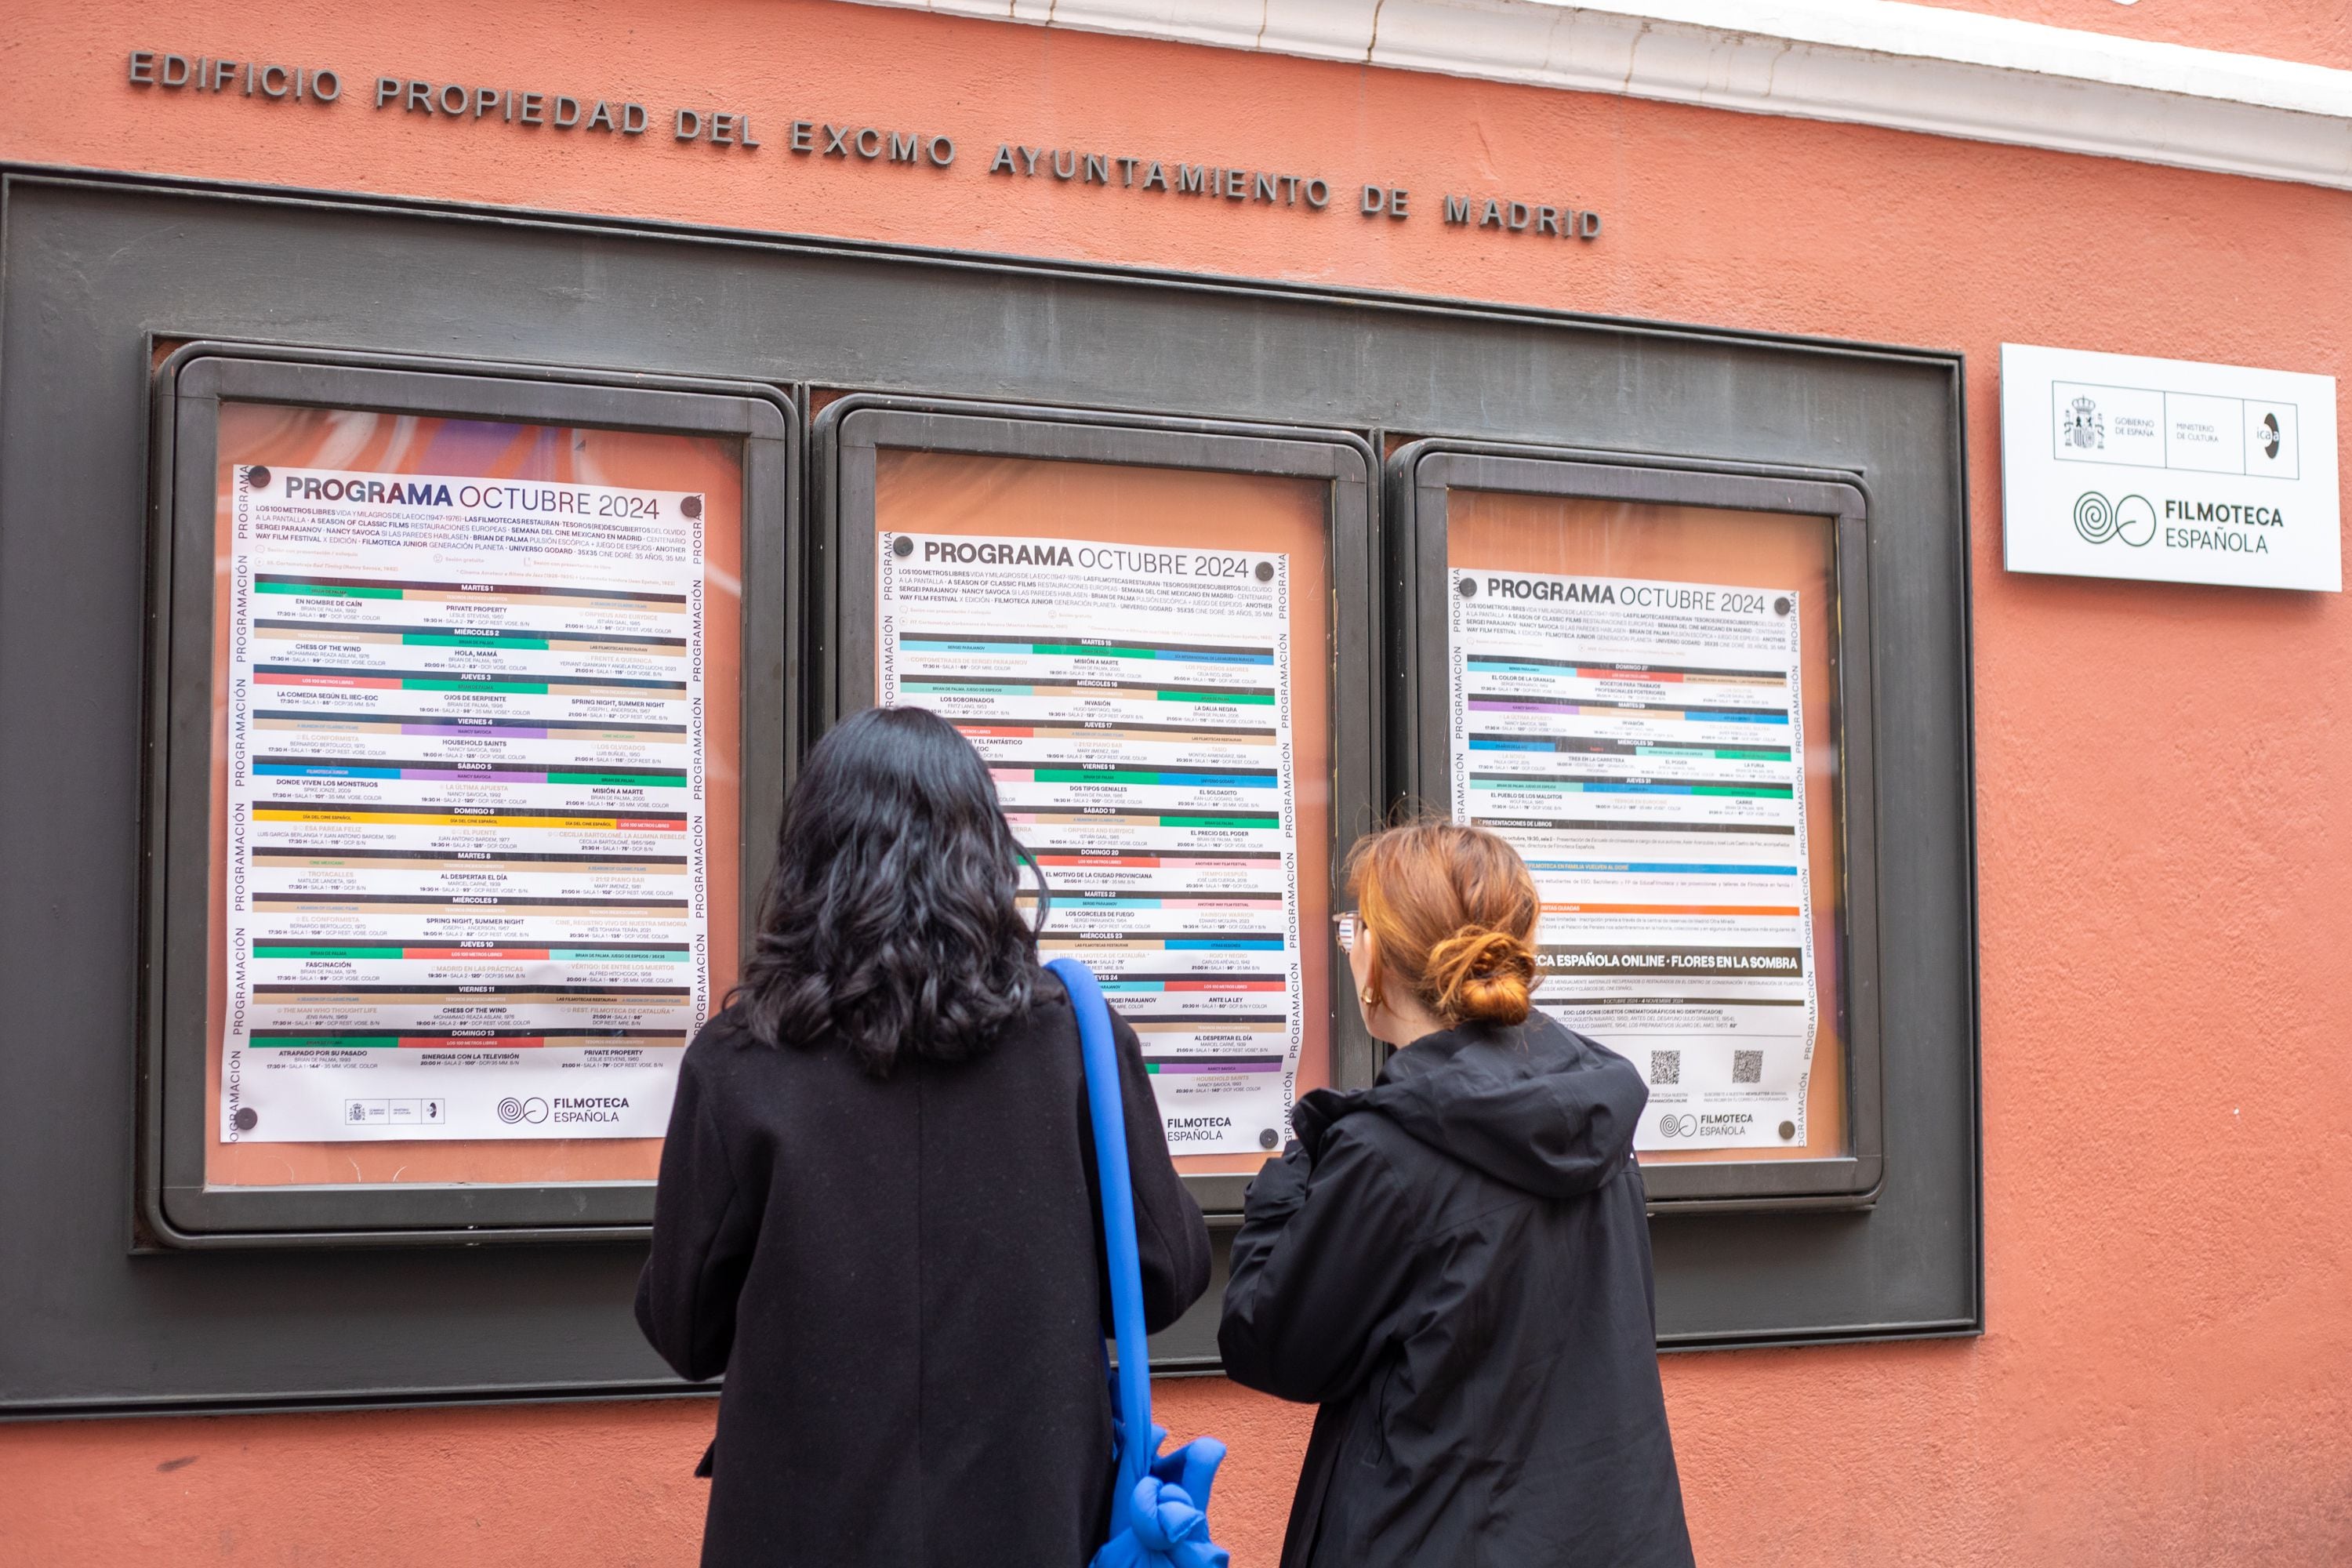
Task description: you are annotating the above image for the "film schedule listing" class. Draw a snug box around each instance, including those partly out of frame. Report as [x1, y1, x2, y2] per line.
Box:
[220, 463, 712, 1144]
[1449, 568, 1820, 1150]
[880, 531, 1305, 1156]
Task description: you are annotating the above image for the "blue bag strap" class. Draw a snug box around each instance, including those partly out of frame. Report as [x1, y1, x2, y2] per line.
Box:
[1048, 956, 1155, 1508]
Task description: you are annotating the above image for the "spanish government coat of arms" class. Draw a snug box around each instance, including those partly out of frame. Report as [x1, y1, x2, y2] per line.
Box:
[2061, 395, 2104, 451]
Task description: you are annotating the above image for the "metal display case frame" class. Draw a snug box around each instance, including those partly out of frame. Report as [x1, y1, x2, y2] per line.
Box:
[1386, 442, 1883, 1210]
[0, 166, 1977, 1412]
[815, 394, 1384, 1218]
[140, 344, 797, 1245]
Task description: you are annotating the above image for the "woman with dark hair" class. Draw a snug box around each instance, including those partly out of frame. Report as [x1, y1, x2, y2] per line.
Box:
[637, 706, 1211, 1568]
[1219, 820, 1693, 1568]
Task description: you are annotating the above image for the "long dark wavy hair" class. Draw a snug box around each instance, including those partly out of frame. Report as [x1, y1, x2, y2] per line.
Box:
[734, 706, 1045, 1075]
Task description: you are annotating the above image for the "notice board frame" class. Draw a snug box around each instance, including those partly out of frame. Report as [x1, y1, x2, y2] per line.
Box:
[0, 168, 1976, 1414]
[815, 395, 1384, 1216]
[140, 344, 797, 1247]
[1387, 443, 1883, 1210]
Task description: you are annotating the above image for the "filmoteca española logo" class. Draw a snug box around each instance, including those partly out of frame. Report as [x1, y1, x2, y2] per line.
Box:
[2074, 491, 2157, 547]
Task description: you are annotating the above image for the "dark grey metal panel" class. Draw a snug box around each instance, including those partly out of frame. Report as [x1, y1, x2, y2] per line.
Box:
[0, 170, 1976, 1415]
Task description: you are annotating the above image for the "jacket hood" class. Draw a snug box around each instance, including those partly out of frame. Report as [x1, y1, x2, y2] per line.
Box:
[1297, 1013, 1648, 1199]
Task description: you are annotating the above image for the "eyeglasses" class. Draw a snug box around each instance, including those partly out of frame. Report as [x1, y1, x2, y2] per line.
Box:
[1331, 910, 1357, 953]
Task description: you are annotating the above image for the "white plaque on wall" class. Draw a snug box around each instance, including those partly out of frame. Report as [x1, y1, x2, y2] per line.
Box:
[2001, 343, 2339, 592]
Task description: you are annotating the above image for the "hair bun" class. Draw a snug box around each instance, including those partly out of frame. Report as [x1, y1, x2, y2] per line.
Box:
[1425, 926, 1536, 1026]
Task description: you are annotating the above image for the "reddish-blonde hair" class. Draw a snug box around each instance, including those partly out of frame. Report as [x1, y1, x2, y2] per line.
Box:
[1346, 820, 1540, 1028]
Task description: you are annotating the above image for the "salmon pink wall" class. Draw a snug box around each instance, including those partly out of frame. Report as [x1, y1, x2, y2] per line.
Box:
[5, 1, 2352, 1563]
[1908, 0, 2352, 71]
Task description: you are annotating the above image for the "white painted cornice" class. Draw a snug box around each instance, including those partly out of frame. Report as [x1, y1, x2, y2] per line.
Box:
[844, 0, 2352, 191]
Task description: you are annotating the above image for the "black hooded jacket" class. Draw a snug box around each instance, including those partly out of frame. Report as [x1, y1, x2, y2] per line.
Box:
[1219, 1012, 1694, 1568]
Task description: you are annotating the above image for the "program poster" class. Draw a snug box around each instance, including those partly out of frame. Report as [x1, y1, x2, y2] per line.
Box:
[220, 463, 710, 1143]
[1449, 568, 1818, 1150]
[879, 531, 1305, 1155]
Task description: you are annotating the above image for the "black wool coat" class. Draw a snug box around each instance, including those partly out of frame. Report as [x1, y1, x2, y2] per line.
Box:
[637, 971, 1212, 1568]
[1220, 1013, 1695, 1568]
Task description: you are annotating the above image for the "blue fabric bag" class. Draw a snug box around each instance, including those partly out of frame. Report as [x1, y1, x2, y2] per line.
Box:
[1048, 957, 1232, 1568]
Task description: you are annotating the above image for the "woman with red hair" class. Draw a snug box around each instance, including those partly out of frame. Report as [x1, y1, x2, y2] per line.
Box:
[1220, 820, 1693, 1567]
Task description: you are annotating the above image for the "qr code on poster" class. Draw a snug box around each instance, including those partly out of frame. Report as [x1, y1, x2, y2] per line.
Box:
[1732, 1049, 1764, 1085]
[1649, 1051, 1680, 1085]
